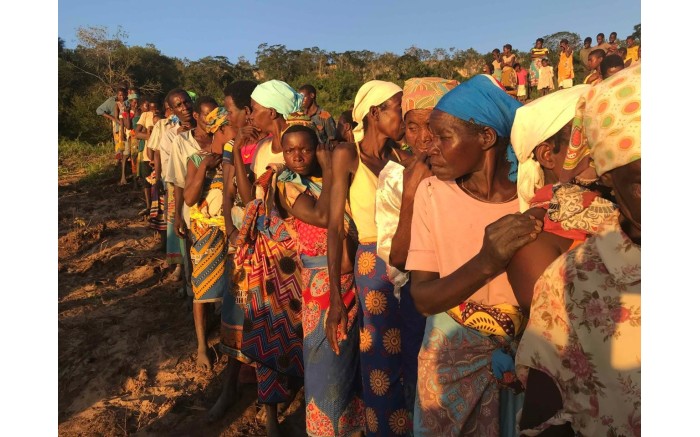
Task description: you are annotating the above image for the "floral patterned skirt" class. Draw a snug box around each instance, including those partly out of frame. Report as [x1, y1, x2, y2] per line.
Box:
[355, 243, 412, 436]
[301, 257, 364, 437]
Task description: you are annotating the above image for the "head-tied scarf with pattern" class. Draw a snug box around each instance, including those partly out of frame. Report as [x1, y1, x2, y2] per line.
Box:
[561, 63, 641, 182]
[352, 80, 403, 143]
[401, 77, 459, 118]
[251, 80, 304, 120]
[435, 74, 522, 182]
[204, 106, 229, 134]
[280, 112, 315, 137]
[511, 85, 591, 211]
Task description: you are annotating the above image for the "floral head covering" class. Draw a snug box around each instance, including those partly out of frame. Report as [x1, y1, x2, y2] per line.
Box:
[401, 77, 459, 118]
[561, 63, 641, 181]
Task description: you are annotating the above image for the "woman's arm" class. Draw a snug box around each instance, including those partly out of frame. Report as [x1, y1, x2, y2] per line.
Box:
[222, 161, 237, 241]
[389, 153, 430, 270]
[233, 127, 261, 205]
[184, 155, 223, 207]
[135, 123, 150, 140]
[325, 144, 356, 354]
[279, 142, 333, 228]
[411, 213, 542, 315]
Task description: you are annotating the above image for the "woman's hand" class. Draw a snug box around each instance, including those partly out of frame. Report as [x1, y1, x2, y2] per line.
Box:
[202, 154, 222, 169]
[234, 126, 262, 151]
[316, 141, 333, 172]
[402, 152, 431, 194]
[325, 299, 348, 355]
[478, 213, 543, 275]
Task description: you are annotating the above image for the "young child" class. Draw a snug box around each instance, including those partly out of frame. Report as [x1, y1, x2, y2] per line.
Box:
[625, 35, 640, 66]
[608, 31, 619, 54]
[515, 63, 529, 102]
[114, 88, 130, 185]
[601, 54, 625, 79]
[584, 49, 606, 85]
[491, 48, 503, 81]
[537, 58, 554, 96]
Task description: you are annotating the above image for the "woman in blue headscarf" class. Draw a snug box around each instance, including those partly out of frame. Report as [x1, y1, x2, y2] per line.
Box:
[404, 75, 543, 437]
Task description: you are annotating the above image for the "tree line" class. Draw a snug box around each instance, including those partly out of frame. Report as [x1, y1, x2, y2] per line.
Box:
[58, 25, 640, 144]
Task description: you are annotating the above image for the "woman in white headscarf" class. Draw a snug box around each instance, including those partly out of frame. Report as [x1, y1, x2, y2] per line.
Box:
[326, 80, 413, 436]
[507, 84, 617, 314]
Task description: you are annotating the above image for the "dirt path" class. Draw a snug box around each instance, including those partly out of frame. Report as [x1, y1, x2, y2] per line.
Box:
[58, 167, 307, 436]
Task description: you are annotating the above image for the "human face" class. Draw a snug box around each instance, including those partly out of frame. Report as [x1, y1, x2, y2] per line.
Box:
[584, 40, 591, 48]
[535, 40, 543, 49]
[211, 124, 235, 155]
[299, 89, 314, 110]
[404, 109, 433, 154]
[376, 92, 405, 142]
[427, 110, 485, 181]
[193, 103, 216, 132]
[117, 90, 126, 102]
[282, 131, 317, 175]
[336, 117, 353, 142]
[597, 34, 604, 45]
[627, 37, 634, 47]
[604, 159, 641, 242]
[169, 92, 193, 123]
[249, 99, 275, 134]
[224, 96, 249, 129]
[609, 33, 617, 43]
[550, 122, 571, 178]
[588, 54, 603, 70]
[482, 65, 491, 74]
[503, 46, 511, 55]
[148, 102, 161, 118]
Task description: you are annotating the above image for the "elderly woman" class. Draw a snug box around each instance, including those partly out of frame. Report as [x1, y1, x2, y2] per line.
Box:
[405, 75, 542, 437]
[230, 80, 305, 204]
[516, 64, 641, 437]
[375, 77, 458, 418]
[326, 80, 411, 436]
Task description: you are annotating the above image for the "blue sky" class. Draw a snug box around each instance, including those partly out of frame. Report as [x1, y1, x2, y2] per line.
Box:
[58, 0, 640, 62]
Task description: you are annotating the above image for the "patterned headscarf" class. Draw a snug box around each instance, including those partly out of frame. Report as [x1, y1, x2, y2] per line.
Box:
[204, 106, 229, 134]
[435, 74, 522, 182]
[511, 85, 591, 211]
[401, 77, 459, 118]
[281, 112, 315, 137]
[352, 80, 403, 143]
[561, 63, 641, 181]
[251, 80, 304, 120]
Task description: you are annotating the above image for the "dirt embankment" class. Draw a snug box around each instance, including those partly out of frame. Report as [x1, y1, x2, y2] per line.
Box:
[58, 167, 307, 436]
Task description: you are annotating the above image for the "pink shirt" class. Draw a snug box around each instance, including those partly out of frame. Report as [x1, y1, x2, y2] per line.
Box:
[405, 177, 519, 306]
[517, 69, 528, 85]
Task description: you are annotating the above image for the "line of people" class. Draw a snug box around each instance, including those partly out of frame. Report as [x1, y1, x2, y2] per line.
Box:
[123, 60, 640, 437]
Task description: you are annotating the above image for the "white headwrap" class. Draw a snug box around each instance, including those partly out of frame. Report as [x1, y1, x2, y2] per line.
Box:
[352, 80, 402, 143]
[511, 85, 591, 211]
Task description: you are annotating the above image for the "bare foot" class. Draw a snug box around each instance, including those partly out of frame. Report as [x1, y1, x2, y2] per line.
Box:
[166, 265, 182, 283]
[118, 178, 128, 186]
[265, 405, 281, 437]
[207, 386, 237, 423]
[196, 348, 212, 372]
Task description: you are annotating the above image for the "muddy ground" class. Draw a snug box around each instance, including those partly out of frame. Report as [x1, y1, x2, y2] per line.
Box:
[58, 164, 307, 436]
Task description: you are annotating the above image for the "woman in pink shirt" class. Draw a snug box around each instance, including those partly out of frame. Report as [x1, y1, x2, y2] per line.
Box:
[406, 74, 542, 436]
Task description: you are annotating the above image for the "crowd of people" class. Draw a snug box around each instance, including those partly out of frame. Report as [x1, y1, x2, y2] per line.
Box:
[94, 33, 641, 437]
